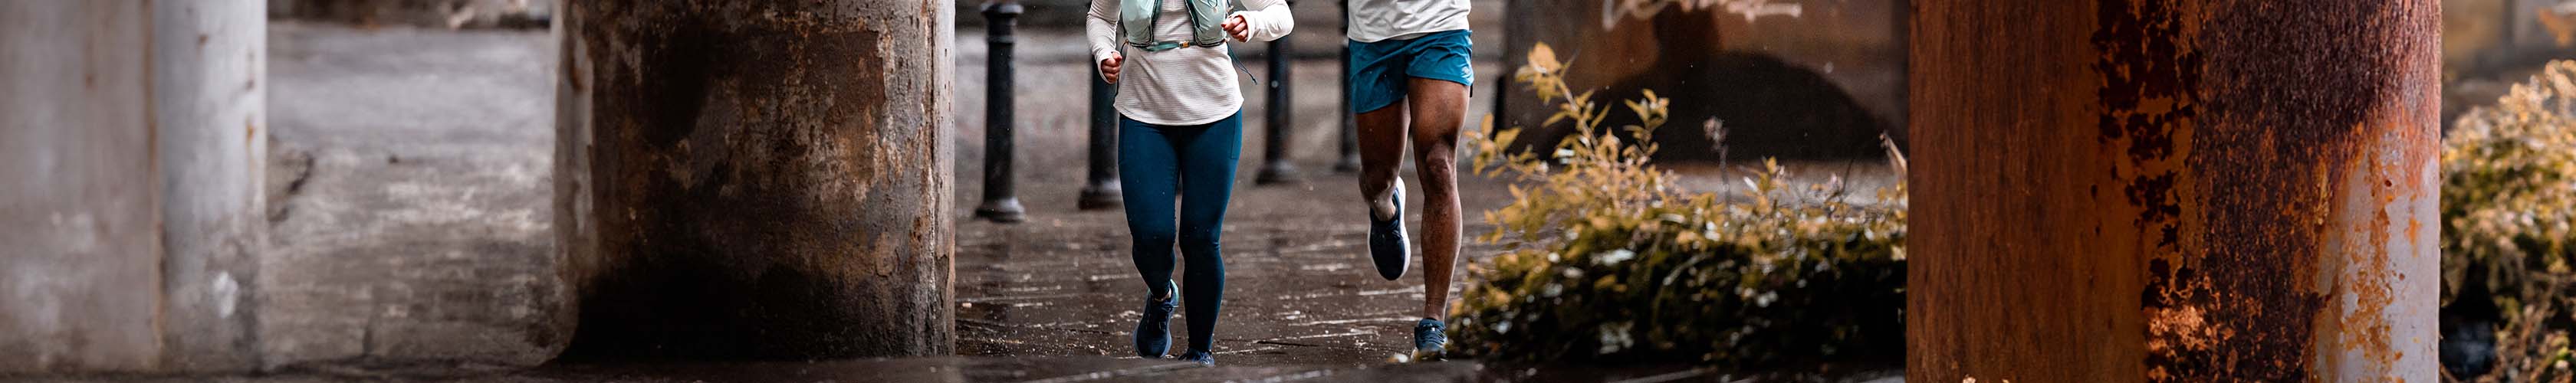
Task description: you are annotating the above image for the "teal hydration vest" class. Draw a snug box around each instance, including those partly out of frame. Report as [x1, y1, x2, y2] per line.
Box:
[1120, 0, 1229, 51]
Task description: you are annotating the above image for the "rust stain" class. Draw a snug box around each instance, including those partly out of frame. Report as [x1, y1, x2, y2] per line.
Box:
[2404, 217, 2420, 249]
[2091, 0, 2196, 270]
[1914, 0, 2431, 380]
[2088, 0, 2238, 378]
[2186, 0, 2425, 379]
[2333, 139, 2399, 372]
[2115, 0, 2426, 380]
[560, 31, 585, 92]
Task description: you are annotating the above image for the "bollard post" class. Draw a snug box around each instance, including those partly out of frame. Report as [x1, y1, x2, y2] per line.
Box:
[1331, 0, 1361, 172]
[974, 1, 1027, 222]
[1254, 20, 1297, 185]
[1079, 67, 1123, 210]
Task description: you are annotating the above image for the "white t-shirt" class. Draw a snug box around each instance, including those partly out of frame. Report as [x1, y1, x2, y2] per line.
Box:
[1346, 0, 1471, 43]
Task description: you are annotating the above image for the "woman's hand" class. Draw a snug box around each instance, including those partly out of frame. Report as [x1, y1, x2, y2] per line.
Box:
[1222, 15, 1250, 41]
[1099, 53, 1123, 83]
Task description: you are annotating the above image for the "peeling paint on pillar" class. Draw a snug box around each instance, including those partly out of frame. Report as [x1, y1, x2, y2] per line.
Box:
[1908, 0, 2436, 381]
[555, 0, 956, 358]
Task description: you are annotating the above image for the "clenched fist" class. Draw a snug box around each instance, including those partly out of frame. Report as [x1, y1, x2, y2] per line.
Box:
[1221, 15, 1250, 41]
[1100, 53, 1124, 83]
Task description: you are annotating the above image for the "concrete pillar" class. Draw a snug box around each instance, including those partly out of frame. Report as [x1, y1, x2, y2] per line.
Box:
[1907, 0, 2437, 381]
[1, 0, 267, 372]
[153, 0, 271, 371]
[555, 0, 956, 358]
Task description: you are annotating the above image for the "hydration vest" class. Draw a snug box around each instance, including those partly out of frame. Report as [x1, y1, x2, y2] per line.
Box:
[1120, 0, 1229, 51]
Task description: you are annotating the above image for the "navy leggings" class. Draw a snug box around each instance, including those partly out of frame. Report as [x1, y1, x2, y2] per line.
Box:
[1121, 111, 1242, 354]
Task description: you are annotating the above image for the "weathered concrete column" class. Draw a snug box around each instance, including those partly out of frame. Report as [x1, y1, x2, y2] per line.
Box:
[1, 0, 268, 372]
[556, 1, 956, 358]
[153, 0, 271, 371]
[1909, 0, 2437, 381]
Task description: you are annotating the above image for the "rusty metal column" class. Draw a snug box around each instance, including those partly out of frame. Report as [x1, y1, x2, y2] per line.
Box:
[1907, 0, 2437, 381]
[556, 0, 956, 358]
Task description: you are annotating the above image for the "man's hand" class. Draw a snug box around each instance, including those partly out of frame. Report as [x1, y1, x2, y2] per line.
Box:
[1221, 15, 1250, 41]
[1099, 53, 1123, 83]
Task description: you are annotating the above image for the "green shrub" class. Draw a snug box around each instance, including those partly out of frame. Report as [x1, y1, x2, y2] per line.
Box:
[2446, 61, 2576, 382]
[1446, 42, 1907, 368]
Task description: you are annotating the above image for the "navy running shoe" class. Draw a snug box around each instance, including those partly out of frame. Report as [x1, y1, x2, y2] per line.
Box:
[1177, 349, 1216, 366]
[1368, 182, 1411, 280]
[1134, 281, 1178, 358]
[1411, 318, 1447, 361]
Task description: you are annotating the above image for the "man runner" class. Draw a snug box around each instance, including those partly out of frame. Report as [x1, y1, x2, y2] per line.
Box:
[1345, 0, 1473, 361]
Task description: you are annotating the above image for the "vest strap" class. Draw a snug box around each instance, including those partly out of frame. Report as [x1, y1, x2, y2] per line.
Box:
[1119, 0, 1230, 51]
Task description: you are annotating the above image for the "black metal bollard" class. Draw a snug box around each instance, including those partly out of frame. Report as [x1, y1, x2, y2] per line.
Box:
[974, 1, 1027, 223]
[1079, 66, 1123, 210]
[1254, 27, 1297, 185]
[1331, 0, 1361, 172]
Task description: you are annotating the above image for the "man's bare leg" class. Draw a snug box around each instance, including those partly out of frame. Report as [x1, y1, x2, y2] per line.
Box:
[1355, 102, 1410, 221]
[1402, 78, 1468, 320]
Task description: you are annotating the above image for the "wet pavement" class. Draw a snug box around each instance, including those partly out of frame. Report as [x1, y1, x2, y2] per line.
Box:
[938, 1, 1522, 368]
[19, 357, 1829, 382]
[950, 163, 1512, 365]
[133, 15, 1911, 383]
[260, 21, 563, 368]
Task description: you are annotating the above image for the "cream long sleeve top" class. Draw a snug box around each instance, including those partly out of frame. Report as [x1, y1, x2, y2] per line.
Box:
[1087, 0, 1293, 126]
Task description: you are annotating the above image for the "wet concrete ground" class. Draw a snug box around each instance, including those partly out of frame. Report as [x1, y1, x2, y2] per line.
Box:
[950, 161, 1512, 365]
[122, 15, 1907, 383]
[260, 21, 562, 368]
[18, 358, 1802, 382]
